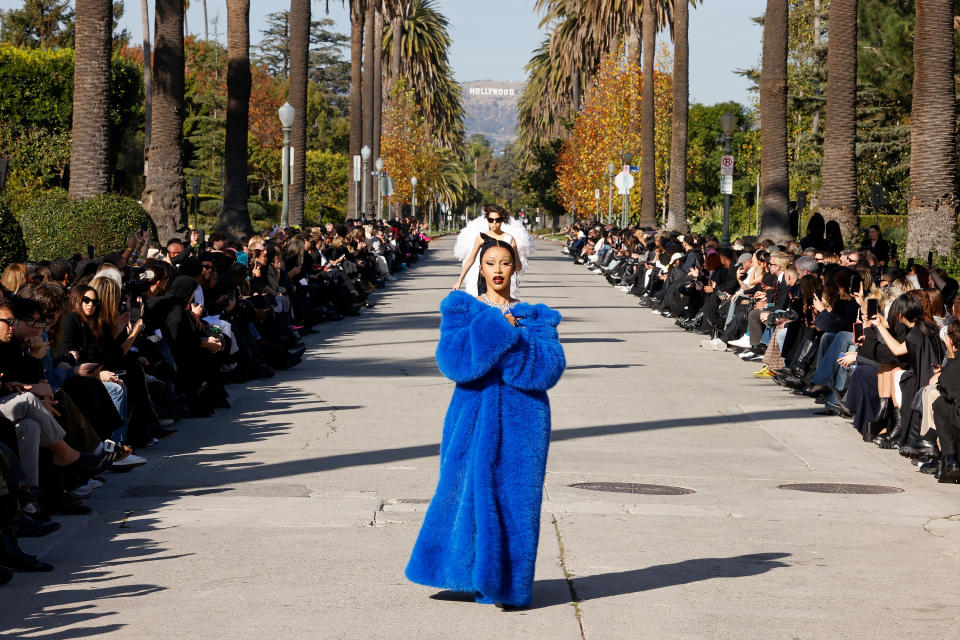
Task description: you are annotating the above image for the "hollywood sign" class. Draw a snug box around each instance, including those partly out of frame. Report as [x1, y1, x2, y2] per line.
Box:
[468, 87, 517, 96]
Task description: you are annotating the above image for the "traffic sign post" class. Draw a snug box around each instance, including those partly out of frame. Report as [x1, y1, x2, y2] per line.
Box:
[719, 152, 734, 243]
[720, 155, 734, 176]
[614, 170, 634, 226]
[720, 175, 733, 195]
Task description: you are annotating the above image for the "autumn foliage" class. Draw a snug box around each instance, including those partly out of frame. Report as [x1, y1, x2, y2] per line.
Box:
[380, 79, 441, 205]
[557, 48, 673, 222]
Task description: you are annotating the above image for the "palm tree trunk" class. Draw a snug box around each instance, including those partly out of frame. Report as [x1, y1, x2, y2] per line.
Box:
[759, 0, 791, 242]
[906, 0, 958, 258]
[69, 0, 113, 199]
[220, 0, 252, 240]
[666, 0, 689, 232]
[349, 0, 365, 217]
[819, 0, 858, 242]
[571, 70, 581, 113]
[140, 0, 152, 176]
[373, 6, 383, 160]
[390, 13, 402, 80]
[638, 0, 657, 227]
[288, 0, 310, 226]
[362, 0, 376, 218]
[142, 0, 187, 243]
[202, 0, 209, 41]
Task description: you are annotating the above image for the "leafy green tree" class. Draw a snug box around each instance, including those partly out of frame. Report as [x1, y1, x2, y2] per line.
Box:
[0, 0, 74, 49]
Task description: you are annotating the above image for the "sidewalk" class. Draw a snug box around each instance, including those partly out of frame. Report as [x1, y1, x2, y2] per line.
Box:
[3, 237, 960, 639]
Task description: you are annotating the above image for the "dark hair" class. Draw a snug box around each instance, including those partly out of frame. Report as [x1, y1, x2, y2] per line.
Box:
[805, 212, 825, 239]
[825, 220, 843, 248]
[476, 234, 518, 295]
[947, 318, 960, 351]
[899, 292, 938, 336]
[10, 295, 42, 320]
[483, 204, 511, 223]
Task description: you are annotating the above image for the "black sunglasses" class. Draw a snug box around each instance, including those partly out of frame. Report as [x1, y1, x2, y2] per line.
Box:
[486, 216, 502, 224]
[0, 318, 13, 328]
[18, 318, 46, 328]
[81, 296, 101, 307]
[202, 263, 215, 270]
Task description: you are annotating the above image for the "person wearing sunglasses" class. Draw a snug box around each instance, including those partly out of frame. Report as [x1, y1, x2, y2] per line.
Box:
[453, 204, 533, 298]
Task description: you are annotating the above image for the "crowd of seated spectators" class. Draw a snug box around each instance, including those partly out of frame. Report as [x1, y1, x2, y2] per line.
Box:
[564, 212, 960, 482]
[0, 217, 430, 584]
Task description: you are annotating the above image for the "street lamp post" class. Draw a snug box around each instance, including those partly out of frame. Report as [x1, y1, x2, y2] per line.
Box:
[411, 176, 418, 221]
[621, 151, 633, 227]
[278, 102, 295, 229]
[720, 111, 737, 244]
[428, 186, 435, 231]
[606, 161, 615, 225]
[360, 145, 371, 220]
[375, 157, 384, 220]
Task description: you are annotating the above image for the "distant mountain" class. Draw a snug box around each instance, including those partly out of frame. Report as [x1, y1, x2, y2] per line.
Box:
[462, 80, 524, 152]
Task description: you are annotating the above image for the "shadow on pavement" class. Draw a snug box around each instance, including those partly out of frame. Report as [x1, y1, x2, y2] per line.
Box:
[529, 552, 792, 609]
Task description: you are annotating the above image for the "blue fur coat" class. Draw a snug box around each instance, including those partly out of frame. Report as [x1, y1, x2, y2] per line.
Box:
[405, 291, 565, 607]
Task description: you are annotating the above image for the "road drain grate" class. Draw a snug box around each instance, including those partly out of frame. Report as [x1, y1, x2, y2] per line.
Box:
[570, 482, 695, 495]
[779, 483, 904, 495]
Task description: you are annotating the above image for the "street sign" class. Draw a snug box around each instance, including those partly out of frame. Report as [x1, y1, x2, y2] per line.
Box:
[720, 174, 733, 195]
[720, 155, 734, 176]
[629, 165, 640, 173]
[594, 188, 601, 200]
[381, 176, 395, 197]
[614, 171, 634, 193]
[353, 155, 361, 182]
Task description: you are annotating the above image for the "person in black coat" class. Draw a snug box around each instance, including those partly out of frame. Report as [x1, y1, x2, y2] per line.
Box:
[932, 319, 960, 481]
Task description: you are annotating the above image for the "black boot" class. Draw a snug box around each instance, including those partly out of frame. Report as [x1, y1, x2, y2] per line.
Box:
[0, 529, 53, 571]
[937, 454, 960, 483]
[863, 398, 891, 442]
[875, 405, 903, 449]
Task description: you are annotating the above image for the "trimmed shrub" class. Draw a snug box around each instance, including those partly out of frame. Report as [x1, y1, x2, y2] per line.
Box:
[0, 200, 27, 268]
[199, 198, 222, 216]
[246, 200, 267, 220]
[18, 189, 153, 260]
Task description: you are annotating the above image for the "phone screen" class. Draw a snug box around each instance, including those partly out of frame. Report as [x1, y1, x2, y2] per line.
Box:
[867, 298, 878, 319]
[129, 297, 142, 323]
[805, 305, 814, 323]
[928, 251, 934, 266]
[87, 245, 95, 259]
[853, 322, 864, 343]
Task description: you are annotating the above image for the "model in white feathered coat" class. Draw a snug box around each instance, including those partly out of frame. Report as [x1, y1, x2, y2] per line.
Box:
[452, 206, 534, 298]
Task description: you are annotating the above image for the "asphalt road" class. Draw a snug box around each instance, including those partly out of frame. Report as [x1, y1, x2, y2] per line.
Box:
[4, 237, 960, 639]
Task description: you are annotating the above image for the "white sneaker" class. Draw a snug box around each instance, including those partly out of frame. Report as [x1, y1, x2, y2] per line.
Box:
[727, 334, 752, 349]
[68, 480, 94, 498]
[112, 453, 147, 468]
[88, 477, 105, 489]
[651, 308, 661, 315]
[701, 337, 727, 351]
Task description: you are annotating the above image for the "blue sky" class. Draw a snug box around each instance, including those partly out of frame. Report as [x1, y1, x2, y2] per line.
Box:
[2, 0, 766, 105]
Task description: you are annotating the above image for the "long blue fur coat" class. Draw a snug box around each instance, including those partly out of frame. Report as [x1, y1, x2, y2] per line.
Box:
[406, 291, 566, 607]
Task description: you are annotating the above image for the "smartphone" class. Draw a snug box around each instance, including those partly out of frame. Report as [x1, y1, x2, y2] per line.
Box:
[130, 296, 143, 323]
[140, 221, 148, 233]
[87, 244, 95, 259]
[853, 321, 864, 343]
[805, 305, 814, 324]
[927, 251, 934, 266]
[867, 298, 878, 319]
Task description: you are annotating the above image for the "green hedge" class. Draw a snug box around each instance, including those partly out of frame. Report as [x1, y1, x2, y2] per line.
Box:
[18, 190, 153, 260]
[0, 200, 27, 268]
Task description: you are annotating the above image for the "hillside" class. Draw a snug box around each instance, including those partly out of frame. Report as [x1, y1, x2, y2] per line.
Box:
[461, 80, 524, 152]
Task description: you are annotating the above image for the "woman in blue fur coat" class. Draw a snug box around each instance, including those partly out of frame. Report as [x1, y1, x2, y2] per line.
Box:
[406, 236, 565, 608]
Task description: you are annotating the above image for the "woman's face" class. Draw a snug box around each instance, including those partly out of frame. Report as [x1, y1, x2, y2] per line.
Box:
[80, 290, 100, 319]
[485, 211, 504, 231]
[480, 246, 515, 297]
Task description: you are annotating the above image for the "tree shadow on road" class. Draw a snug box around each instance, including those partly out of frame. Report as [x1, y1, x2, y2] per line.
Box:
[529, 552, 792, 609]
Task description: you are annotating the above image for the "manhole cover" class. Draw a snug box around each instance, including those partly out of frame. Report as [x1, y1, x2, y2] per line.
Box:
[570, 482, 694, 495]
[779, 483, 904, 495]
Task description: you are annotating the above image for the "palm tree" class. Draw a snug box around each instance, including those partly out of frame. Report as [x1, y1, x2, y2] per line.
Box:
[665, 1, 696, 232]
[905, 0, 957, 258]
[759, 0, 791, 242]
[220, 0, 252, 240]
[348, 0, 364, 217]
[361, 0, 376, 217]
[638, 0, 658, 227]
[818, 0, 858, 242]
[372, 3, 384, 163]
[382, 0, 465, 152]
[142, 0, 187, 242]
[288, 0, 310, 226]
[69, 0, 113, 199]
[140, 0, 153, 181]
